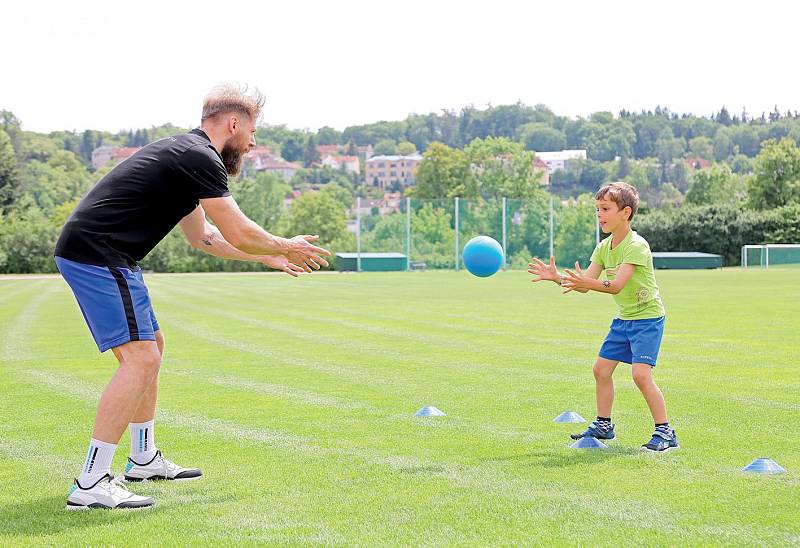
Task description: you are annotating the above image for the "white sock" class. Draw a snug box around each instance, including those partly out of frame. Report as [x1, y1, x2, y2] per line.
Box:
[129, 420, 157, 463]
[77, 438, 117, 487]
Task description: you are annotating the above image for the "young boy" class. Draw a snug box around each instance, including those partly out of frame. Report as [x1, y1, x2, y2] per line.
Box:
[528, 182, 678, 452]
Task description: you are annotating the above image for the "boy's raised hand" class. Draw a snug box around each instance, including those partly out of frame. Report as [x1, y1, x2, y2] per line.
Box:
[562, 261, 588, 294]
[528, 255, 560, 283]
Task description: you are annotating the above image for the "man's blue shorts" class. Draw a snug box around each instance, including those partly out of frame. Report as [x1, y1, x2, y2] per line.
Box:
[598, 317, 665, 367]
[55, 256, 159, 353]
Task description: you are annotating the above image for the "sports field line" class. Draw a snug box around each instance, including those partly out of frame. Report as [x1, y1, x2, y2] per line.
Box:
[2, 283, 59, 363]
[11, 367, 698, 536]
[165, 369, 373, 411]
[155, 289, 589, 384]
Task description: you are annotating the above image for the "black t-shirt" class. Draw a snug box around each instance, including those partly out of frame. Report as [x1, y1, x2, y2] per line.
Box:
[55, 129, 230, 268]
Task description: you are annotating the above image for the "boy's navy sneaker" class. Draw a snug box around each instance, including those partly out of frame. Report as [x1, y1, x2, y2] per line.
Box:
[570, 421, 616, 440]
[641, 428, 679, 452]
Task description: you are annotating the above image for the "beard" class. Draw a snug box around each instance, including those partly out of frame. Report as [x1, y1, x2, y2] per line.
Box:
[220, 136, 249, 176]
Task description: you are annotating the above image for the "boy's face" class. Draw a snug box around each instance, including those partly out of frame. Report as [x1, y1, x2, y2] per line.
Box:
[595, 198, 631, 232]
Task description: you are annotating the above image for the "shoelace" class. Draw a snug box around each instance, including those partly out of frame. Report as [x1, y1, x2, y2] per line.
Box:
[100, 475, 132, 497]
[154, 454, 181, 477]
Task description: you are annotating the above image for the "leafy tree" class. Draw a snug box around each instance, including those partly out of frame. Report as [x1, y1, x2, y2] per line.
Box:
[374, 139, 398, 156]
[519, 123, 566, 152]
[748, 138, 800, 209]
[411, 142, 474, 199]
[686, 165, 742, 206]
[304, 135, 319, 167]
[316, 126, 341, 145]
[320, 182, 353, 210]
[0, 129, 18, 213]
[279, 191, 354, 263]
[555, 194, 596, 266]
[228, 172, 289, 229]
[397, 141, 417, 155]
[281, 135, 305, 163]
[688, 136, 714, 160]
[464, 137, 543, 199]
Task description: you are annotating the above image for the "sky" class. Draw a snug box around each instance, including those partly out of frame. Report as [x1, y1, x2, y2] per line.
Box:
[2, 0, 798, 134]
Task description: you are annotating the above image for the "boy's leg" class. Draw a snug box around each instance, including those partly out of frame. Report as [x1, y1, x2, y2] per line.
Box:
[631, 363, 667, 424]
[572, 357, 619, 440]
[593, 357, 618, 418]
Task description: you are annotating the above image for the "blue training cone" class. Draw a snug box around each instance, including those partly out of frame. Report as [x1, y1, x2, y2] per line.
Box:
[570, 437, 608, 449]
[553, 411, 586, 423]
[415, 406, 446, 417]
[742, 458, 786, 474]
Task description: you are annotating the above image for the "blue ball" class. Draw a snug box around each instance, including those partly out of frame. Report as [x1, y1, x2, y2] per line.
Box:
[463, 235, 504, 277]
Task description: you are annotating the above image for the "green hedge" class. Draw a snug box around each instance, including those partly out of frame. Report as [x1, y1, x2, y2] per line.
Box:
[634, 204, 800, 266]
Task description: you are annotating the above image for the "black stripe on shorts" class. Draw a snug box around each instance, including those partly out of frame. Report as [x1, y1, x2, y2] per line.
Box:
[108, 267, 140, 341]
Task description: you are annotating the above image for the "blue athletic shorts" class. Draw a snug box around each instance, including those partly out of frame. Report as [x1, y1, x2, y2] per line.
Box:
[598, 317, 665, 367]
[55, 256, 159, 352]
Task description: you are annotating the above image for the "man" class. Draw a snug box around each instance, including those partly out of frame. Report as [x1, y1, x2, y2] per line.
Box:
[55, 84, 330, 510]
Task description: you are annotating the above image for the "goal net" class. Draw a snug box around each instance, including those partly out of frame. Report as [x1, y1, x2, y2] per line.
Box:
[741, 244, 800, 268]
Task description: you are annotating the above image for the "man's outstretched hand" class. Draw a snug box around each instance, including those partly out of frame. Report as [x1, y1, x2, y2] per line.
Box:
[286, 235, 332, 272]
[257, 255, 308, 277]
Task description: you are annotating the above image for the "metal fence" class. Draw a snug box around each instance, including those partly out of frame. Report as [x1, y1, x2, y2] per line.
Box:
[348, 197, 601, 271]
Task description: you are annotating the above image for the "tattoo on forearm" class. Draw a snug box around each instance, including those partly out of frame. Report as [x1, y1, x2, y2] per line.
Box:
[202, 238, 212, 246]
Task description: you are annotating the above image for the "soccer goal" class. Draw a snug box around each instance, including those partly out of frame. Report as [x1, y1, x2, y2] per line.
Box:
[741, 244, 800, 268]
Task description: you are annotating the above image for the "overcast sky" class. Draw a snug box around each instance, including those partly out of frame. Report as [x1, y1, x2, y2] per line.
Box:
[2, 0, 798, 134]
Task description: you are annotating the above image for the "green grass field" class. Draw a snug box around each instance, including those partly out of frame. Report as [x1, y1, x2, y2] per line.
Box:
[1, 269, 799, 545]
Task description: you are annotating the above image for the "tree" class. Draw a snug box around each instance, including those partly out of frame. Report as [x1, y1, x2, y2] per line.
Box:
[464, 137, 544, 199]
[397, 141, 417, 155]
[281, 136, 304, 163]
[280, 191, 354, 262]
[303, 135, 319, 168]
[228, 172, 289, 229]
[748, 138, 800, 209]
[688, 136, 714, 160]
[411, 142, 475, 199]
[519, 123, 566, 152]
[686, 165, 735, 205]
[555, 194, 596, 266]
[0, 129, 18, 213]
[316, 126, 341, 145]
[374, 139, 397, 156]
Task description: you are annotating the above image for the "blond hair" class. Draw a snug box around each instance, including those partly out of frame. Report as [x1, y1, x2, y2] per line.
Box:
[595, 182, 639, 220]
[201, 83, 265, 123]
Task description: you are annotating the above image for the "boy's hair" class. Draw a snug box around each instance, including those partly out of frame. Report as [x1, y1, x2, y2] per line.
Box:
[202, 83, 265, 123]
[595, 182, 639, 221]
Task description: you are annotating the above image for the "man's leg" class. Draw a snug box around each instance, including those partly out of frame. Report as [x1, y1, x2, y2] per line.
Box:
[124, 330, 203, 482]
[128, 331, 163, 463]
[68, 340, 161, 510]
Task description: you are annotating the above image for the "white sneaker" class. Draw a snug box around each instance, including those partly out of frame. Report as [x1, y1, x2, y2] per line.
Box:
[66, 473, 155, 511]
[124, 450, 202, 482]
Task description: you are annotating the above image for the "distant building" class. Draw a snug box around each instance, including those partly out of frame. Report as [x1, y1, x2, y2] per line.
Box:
[91, 146, 140, 169]
[365, 153, 423, 189]
[352, 192, 403, 218]
[260, 158, 302, 181]
[245, 145, 278, 170]
[533, 156, 550, 185]
[535, 149, 587, 172]
[685, 157, 711, 170]
[111, 147, 141, 166]
[283, 189, 302, 208]
[317, 144, 373, 162]
[91, 145, 116, 169]
[321, 154, 360, 175]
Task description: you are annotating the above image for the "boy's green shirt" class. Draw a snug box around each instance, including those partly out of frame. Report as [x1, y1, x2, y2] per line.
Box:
[590, 230, 666, 320]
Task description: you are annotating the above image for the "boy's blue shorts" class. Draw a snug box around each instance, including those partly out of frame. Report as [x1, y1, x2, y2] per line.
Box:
[598, 317, 665, 367]
[55, 256, 159, 353]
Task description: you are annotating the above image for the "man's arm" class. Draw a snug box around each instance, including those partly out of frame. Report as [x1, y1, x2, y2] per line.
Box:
[178, 205, 306, 276]
[562, 262, 635, 294]
[199, 195, 330, 269]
